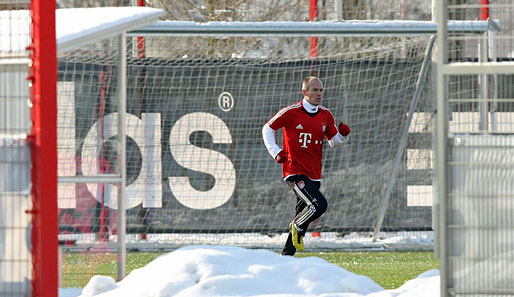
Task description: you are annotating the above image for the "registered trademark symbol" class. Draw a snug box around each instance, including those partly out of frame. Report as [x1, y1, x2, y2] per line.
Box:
[218, 92, 234, 112]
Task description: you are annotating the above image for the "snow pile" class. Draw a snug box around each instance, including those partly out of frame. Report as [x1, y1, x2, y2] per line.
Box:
[61, 245, 440, 297]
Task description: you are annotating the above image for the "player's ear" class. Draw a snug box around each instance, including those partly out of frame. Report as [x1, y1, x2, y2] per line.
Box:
[302, 89, 306, 96]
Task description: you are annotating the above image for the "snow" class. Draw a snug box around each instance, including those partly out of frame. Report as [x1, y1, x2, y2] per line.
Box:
[132, 19, 492, 36]
[56, 7, 164, 53]
[0, 7, 164, 53]
[59, 245, 440, 297]
[56, 7, 161, 41]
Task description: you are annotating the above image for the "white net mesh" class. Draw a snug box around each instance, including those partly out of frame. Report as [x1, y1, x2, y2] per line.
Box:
[56, 32, 435, 250]
[0, 6, 32, 296]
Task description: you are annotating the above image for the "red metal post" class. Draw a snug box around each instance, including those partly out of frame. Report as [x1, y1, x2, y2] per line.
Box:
[29, 0, 58, 296]
[309, 0, 321, 237]
[309, 0, 318, 59]
[480, 0, 489, 20]
[98, 71, 108, 241]
[138, 0, 148, 241]
[138, 0, 146, 58]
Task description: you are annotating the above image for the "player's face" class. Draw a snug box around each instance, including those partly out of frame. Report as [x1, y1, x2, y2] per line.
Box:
[305, 79, 323, 106]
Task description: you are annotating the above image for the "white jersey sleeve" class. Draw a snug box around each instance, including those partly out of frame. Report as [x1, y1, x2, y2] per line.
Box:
[262, 123, 282, 158]
[328, 132, 349, 148]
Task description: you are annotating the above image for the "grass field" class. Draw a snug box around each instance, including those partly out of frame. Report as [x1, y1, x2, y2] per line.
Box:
[296, 251, 439, 289]
[61, 250, 439, 289]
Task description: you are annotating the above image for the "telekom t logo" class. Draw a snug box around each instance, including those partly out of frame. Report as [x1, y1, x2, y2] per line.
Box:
[299, 132, 312, 148]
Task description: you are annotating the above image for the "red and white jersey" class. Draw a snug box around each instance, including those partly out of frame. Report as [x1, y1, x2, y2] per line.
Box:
[265, 100, 339, 180]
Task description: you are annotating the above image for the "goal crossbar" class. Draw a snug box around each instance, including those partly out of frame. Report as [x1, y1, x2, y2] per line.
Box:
[128, 20, 497, 37]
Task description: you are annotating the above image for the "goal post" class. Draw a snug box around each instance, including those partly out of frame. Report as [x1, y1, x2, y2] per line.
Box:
[53, 7, 164, 283]
[1, 5, 165, 293]
[30, 1, 59, 296]
[122, 20, 491, 238]
[58, 20, 447, 244]
[56, 19, 496, 242]
[52, 19, 495, 284]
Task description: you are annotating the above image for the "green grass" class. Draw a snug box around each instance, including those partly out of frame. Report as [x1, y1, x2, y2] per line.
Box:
[61, 251, 438, 290]
[295, 251, 439, 289]
[61, 252, 163, 288]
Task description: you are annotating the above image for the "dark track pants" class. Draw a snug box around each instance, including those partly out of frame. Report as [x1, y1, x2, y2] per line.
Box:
[281, 174, 328, 255]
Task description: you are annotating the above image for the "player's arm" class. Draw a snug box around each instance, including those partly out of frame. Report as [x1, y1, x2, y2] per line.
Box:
[328, 122, 350, 148]
[262, 123, 288, 163]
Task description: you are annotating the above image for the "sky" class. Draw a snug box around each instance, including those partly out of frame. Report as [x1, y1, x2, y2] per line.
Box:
[59, 244, 440, 297]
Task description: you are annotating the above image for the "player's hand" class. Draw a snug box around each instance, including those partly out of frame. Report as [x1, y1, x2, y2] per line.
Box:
[338, 122, 350, 136]
[275, 150, 288, 163]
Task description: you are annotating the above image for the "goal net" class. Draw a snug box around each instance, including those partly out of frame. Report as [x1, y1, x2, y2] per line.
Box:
[56, 25, 436, 251]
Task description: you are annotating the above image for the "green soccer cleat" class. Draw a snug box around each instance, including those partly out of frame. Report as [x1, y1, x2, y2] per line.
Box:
[290, 222, 304, 251]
